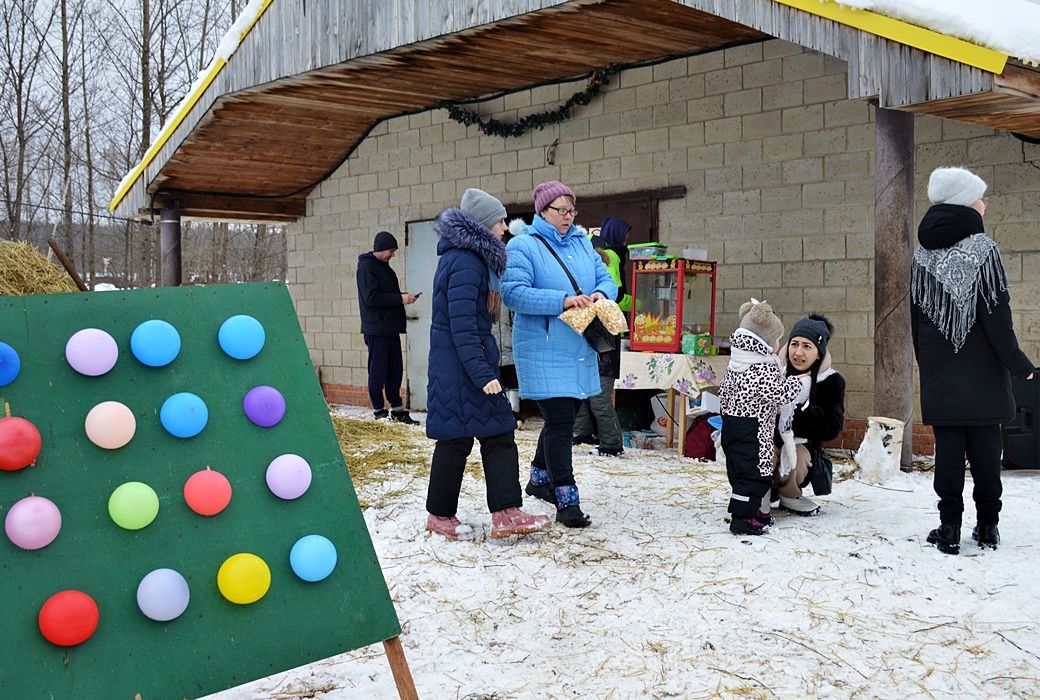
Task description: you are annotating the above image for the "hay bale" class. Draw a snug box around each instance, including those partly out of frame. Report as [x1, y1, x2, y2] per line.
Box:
[0, 240, 79, 296]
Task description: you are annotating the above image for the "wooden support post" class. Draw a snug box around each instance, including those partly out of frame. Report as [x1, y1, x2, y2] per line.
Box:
[874, 106, 915, 467]
[46, 238, 88, 291]
[382, 636, 419, 700]
[160, 207, 182, 287]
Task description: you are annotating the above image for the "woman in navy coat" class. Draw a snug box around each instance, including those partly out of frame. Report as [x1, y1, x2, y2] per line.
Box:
[424, 188, 550, 540]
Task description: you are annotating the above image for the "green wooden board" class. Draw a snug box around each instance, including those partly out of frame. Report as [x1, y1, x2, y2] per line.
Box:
[0, 283, 400, 699]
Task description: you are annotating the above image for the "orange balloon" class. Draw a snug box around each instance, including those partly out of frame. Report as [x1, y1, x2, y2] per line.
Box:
[183, 469, 232, 516]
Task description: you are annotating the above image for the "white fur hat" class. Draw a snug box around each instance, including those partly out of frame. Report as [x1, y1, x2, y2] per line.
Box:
[927, 166, 987, 207]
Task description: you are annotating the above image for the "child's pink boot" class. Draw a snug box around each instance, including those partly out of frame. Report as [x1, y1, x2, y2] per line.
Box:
[491, 507, 550, 539]
[426, 514, 477, 541]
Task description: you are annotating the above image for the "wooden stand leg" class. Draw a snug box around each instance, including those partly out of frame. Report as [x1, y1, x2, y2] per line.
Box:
[383, 636, 420, 700]
[666, 388, 675, 449]
[678, 397, 688, 459]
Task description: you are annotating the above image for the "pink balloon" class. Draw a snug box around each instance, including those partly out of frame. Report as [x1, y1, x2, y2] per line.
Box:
[265, 454, 312, 500]
[85, 401, 136, 449]
[5, 496, 61, 550]
[66, 328, 118, 376]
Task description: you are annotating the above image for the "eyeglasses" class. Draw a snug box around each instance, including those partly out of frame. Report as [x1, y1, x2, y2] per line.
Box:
[546, 205, 578, 218]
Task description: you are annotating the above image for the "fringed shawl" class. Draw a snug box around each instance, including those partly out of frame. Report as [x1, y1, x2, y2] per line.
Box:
[911, 233, 1007, 353]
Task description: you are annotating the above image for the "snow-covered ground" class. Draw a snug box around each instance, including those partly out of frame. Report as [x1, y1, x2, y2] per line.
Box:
[206, 406, 1040, 699]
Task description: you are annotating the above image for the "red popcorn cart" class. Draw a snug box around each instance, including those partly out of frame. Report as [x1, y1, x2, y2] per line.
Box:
[629, 258, 717, 353]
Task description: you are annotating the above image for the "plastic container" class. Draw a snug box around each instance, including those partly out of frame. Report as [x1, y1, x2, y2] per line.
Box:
[628, 242, 668, 259]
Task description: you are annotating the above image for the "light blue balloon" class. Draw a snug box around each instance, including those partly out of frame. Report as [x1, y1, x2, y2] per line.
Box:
[160, 393, 208, 438]
[0, 342, 20, 387]
[131, 320, 181, 367]
[289, 535, 337, 582]
[218, 315, 266, 360]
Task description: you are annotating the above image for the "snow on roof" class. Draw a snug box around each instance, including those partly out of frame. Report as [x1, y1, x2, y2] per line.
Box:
[841, 0, 1040, 65]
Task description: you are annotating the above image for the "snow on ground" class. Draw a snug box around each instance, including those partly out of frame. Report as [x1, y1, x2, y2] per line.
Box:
[206, 405, 1040, 699]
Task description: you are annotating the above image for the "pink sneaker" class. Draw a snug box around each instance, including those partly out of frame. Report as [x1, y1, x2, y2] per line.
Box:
[491, 507, 550, 539]
[426, 514, 476, 541]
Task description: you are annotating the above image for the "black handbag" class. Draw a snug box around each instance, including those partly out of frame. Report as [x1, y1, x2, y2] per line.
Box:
[808, 449, 834, 496]
[533, 236, 616, 353]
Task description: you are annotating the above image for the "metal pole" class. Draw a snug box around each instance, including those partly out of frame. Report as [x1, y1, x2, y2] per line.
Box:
[874, 106, 915, 468]
[160, 207, 182, 287]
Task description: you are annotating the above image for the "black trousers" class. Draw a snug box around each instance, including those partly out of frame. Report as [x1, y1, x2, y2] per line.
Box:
[932, 424, 1003, 526]
[426, 432, 523, 516]
[721, 415, 771, 517]
[364, 334, 403, 410]
[533, 397, 582, 488]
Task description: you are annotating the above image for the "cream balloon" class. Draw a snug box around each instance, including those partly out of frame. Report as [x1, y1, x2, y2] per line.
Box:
[85, 401, 137, 449]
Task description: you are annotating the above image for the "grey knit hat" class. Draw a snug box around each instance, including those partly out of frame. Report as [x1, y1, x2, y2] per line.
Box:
[927, 166, 987, 207]
[789, 314, 832, 358]
[460, 188, 507, 230]
[738, 299, 784, 347]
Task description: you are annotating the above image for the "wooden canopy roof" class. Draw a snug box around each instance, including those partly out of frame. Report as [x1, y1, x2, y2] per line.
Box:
[111, 0, 1040, 223]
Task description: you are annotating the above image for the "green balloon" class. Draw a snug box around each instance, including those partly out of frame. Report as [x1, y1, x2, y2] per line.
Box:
[108, 482, 159, 530]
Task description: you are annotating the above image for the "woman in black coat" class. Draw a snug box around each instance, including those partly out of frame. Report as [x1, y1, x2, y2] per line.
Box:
[424, 188, 550, 541]
[911, 166, 1034, 555]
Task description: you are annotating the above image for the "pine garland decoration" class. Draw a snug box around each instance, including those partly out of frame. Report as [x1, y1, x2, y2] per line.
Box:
[435, 65, 621, 138]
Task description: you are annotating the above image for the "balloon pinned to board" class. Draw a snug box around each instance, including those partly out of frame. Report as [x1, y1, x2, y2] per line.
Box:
[4, 495, 61, 550]
[217, 553, 271, 605]
[289, 535, 337, 582]
[0, 416, 42, 470]
[136, 568, 190, 622]
[160, 392, 208, 438]
[218, 315, 266, 360]
[38, 590, 99, 646]
[130, 319, 181, 367]
[108, 482, 159, 530]
[0, 341, 20, 386]
[265, 454, 312, 500]
[242, 386, 285, 428]
[183, 468, 232, 516]
[84, 401, 136, 449]
[65, 328, 118, 376]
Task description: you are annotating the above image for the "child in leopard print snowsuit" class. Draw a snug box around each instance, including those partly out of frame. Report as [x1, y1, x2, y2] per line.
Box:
[719, 299, 809, 535]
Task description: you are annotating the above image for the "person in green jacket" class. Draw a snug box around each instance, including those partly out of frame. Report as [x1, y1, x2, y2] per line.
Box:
[574, 215, 631, 456]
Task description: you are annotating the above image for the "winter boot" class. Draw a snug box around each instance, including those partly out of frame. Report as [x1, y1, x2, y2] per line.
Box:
[573, 434, 598, 446]
[391, 409, 419, 425]
[926, 523, 961, 555]
[730, 514, 769, 536]
[373, 409, 389, 420]
[972, 523, 1000, 550]
[597, 445, 624, 457]
[554, 485, 591, 528]
[426, 514, 476, 541]
[755, 510, 775, 528]
[524, 464, 556, 504]
[491, 507, 550, 539]
[779, 494, 820, 516]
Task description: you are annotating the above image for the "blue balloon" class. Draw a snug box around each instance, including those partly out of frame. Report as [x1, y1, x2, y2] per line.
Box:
[0, 342, 20, 387]
[218, 315, 265, 360]
[131, 320, 181, 367]
[160, 393, 208, 438]
[289, 535, 337, 582]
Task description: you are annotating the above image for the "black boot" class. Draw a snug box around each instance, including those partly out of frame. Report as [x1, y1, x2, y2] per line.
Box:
[524, 481, 557, 504]
[730, 514, 768, 536]
[554, 485, 591, 528]
[573, 434, 598, 446]
[926, 523, 961, 555]
[390, 409, 419, 425]
[972, 523, 1000, 550]
[373, 409, 389, 419]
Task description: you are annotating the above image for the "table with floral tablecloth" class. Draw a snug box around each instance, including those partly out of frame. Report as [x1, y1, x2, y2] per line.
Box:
[615, 351, 729, 456]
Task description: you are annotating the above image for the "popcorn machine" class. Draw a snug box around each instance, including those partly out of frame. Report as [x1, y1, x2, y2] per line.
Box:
[629, 258, 717, 353]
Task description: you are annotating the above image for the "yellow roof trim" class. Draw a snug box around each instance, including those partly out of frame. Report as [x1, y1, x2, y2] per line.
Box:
[774, 0, 1008, 74]
[109, 0, 274, 213]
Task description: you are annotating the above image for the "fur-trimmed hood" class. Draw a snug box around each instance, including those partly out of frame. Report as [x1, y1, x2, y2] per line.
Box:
[436, 208, 507, 274]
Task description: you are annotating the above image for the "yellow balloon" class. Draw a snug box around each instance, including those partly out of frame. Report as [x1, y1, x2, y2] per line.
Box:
[85, 401, 137, 449]
[217, 553, 271, 604]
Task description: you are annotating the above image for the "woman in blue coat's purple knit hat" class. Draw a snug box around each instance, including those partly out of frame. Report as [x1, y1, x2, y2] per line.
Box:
[424, 188, 550, 541]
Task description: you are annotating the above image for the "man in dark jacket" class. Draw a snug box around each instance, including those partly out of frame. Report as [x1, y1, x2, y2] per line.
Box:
[911, 166, 1034, 555]
[356, 230, 419, 424]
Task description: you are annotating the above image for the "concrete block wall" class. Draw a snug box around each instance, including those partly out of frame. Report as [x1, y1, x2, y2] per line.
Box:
[287, 40, 1040, 452]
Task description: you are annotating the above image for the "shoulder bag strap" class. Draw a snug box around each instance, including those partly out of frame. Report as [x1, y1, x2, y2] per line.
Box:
[534, 235, 583, 295]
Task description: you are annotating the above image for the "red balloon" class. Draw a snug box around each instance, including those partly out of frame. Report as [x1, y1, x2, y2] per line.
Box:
[38, 590, 99, 646]
[183, 469, 232, 516]
[0, 416, 42, 471]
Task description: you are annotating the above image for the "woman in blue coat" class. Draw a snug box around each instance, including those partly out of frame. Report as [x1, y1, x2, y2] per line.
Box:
[425, 188, 550, 541]
[502, 180, 617, 528]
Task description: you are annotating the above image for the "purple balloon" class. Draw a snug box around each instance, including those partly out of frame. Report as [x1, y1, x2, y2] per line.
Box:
[266, 454, 312, 500]
[65, 328, 118, 376]
[243, 386, 285, 427]
[5, 496, 61, 550]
